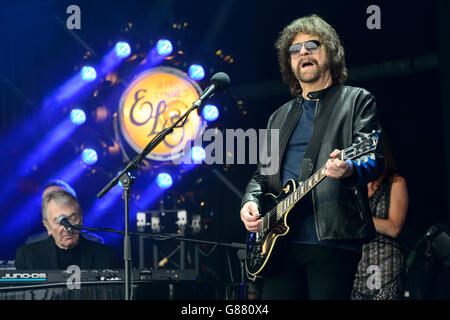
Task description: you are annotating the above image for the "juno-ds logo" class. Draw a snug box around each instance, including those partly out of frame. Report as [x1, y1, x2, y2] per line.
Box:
[0, 273, 47, 281]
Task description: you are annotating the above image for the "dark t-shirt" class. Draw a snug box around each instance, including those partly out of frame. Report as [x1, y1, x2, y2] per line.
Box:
[281, 99, 316, 185]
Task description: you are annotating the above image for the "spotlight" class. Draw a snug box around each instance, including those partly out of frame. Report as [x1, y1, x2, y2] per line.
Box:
[81, 148, 98, 165]
[188, 64, 205, 81]
[115, 41, 131, 58]
[70, 108, 86, 125]
[156, 39, 173, 57]
[191, 146, 206, 163]
[202, 104, 219, 122]
[157, 172, 173, 189]
[81, 66, 97, 82]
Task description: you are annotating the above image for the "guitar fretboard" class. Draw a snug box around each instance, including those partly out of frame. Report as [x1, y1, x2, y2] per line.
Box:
[261, 164, 328, 233]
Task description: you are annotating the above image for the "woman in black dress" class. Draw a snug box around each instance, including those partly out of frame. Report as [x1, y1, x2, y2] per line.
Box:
[351, 138, 409, 300]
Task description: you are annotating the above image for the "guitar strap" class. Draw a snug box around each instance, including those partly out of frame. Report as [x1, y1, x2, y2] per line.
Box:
[298, 84, 343, 181]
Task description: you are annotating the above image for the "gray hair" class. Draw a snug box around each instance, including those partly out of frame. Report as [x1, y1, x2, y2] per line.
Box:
[43, 179, 77, 198]
[42, 189, 82, 221]
[275, 14, 348, 96]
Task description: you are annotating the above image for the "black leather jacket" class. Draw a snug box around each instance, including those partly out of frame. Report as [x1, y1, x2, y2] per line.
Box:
[241, 84, 383, 241]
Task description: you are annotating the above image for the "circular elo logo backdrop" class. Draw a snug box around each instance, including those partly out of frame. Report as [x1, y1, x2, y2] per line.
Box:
[119, 67, 205, 161]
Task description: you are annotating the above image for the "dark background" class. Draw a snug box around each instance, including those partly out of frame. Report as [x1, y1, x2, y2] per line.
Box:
[0, 0, 448, 297]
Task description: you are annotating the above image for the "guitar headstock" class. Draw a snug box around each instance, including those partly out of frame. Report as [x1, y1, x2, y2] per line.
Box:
[342, 131, 380, 161]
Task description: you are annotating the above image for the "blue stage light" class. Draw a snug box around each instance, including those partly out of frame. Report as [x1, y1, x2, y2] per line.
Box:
[81, 66, 97, 82]
[191, 146, 206, 163]
[70, 108, 86, 125]
[82, 148, 98, 165]
[157, 172, 173, 189]
[188, 64, 205, 81]
[115, 41, 131, 58]
[156, 39, 173, 57]
[84, 182, 123, 227]
[202, 104, 219, 122]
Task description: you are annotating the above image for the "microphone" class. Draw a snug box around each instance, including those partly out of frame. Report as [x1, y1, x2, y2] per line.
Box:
[406, 225, 443, 273]
[194, 72, 230, 107]
[425, 225, 441, 239]
[57, 214, 75, 234]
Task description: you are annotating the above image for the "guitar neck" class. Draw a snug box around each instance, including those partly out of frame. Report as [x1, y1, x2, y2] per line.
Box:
[278, 164, 327, 216]
[262, 164, 328, 233]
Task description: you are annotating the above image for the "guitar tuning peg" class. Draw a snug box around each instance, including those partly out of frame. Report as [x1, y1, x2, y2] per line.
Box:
[369, 154, 376, 160]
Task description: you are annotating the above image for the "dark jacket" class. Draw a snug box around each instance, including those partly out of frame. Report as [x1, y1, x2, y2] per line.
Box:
[15, 235, 119, 270]
[241, 84, 383, 241]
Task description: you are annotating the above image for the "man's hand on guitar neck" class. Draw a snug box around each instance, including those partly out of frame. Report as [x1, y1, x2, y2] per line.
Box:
[240, 201, 262, 232]
[325, 149, 354, 179]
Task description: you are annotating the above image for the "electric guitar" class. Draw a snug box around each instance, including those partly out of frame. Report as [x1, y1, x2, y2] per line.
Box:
[245, 131, 380, 281]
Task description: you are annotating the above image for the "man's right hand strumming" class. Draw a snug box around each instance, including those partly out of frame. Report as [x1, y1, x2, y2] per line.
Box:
[240, 201, 262, 232]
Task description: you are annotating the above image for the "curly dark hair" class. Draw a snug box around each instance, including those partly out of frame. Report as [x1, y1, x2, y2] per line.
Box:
[275, 14, 348, 96]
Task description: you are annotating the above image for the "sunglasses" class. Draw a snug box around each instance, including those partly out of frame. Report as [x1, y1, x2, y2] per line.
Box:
[288, 40, 322, 58]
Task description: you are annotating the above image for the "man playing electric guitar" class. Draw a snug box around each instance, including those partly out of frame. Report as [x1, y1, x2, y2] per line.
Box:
[240, 14, 384, 300]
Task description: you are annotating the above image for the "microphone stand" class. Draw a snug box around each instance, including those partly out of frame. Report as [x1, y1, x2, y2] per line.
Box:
[96, 97, 208, 300]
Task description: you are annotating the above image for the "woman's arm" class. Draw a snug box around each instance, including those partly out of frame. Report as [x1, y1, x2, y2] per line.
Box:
[373, 176, 409, 238]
